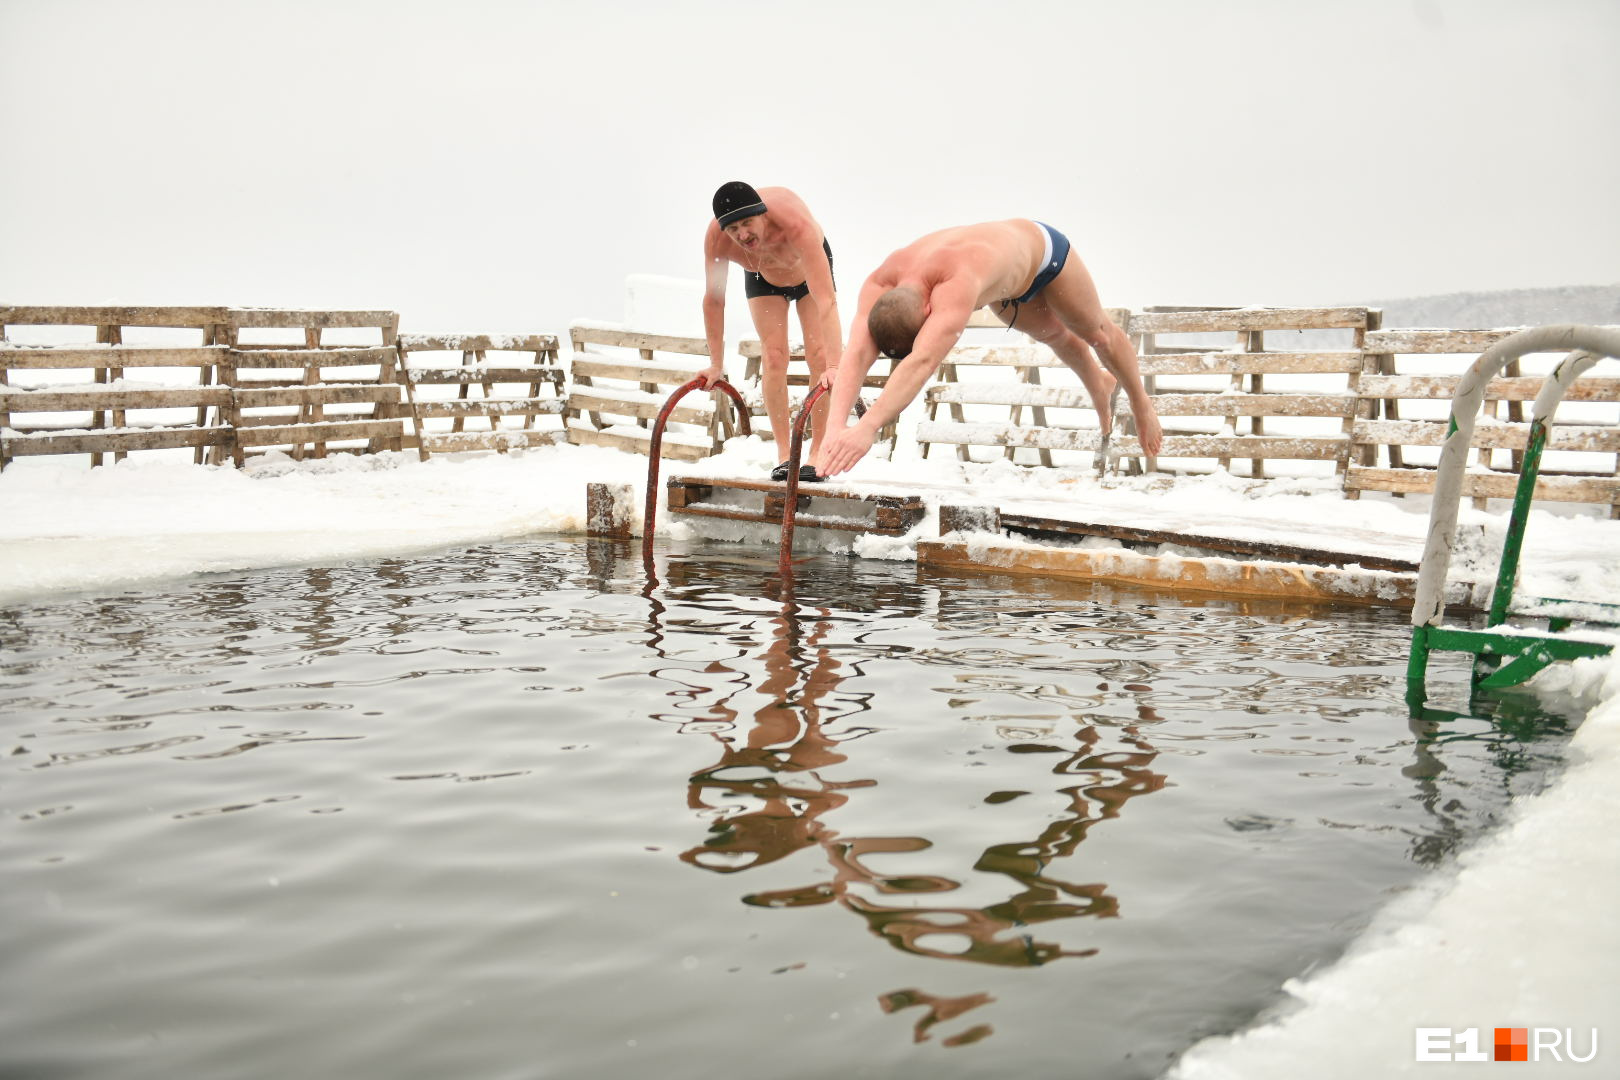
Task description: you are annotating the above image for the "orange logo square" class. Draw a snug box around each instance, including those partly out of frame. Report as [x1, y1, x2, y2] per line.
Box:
[1494, 1027, 1528, 1062]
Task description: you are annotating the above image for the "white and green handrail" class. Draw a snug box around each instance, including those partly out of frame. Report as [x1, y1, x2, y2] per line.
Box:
[1408, 324, 1620, 692]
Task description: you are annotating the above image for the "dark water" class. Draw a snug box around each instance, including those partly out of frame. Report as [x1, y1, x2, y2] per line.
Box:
[0, 539, 1580, 1080]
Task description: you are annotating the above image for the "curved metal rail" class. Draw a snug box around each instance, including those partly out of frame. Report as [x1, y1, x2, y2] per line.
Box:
[642, 377, 751, 564]
[778, 382, 829, 577]
[1408, 324, 1620, 693]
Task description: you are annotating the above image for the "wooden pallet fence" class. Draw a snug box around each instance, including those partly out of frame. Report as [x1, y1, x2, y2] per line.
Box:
[397, 334, 564, 460]
[1348, 326, 1620, 514]
[919, 306, 1374, 475]
[565, 326, 744, 461]
[1, 305, 234, 468]
[1124, 306, 1375, 477]
[920, 306, 1131, 466]
[737, 338, 900, 449]
[211, 309, 403, 465]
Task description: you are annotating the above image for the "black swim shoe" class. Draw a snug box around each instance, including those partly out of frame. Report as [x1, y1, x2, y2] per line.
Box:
[770, 461, 792, 482]
[798, 464, 825, 483]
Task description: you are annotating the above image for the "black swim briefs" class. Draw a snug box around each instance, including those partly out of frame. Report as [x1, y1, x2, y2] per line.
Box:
[744, 238, 835, 302]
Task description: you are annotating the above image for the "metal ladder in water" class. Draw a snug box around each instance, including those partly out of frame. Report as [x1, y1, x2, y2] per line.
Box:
[641, 378, 827, 578]
[1407, 324, 1620, 698]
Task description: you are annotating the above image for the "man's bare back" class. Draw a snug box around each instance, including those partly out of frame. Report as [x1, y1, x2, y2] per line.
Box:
[865, 220, 1050, 310]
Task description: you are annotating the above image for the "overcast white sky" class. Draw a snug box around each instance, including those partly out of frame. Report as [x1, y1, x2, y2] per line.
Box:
[2, 0, 1616, 336]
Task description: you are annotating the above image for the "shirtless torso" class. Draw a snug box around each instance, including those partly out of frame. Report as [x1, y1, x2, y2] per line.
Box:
[864, 219, 1048, 311]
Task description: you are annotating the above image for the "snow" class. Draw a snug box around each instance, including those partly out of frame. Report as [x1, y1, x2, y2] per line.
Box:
[2, 437, 1617, 1077]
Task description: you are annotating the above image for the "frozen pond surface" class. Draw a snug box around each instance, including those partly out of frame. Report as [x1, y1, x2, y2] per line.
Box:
[0, 537, 1581, 1079]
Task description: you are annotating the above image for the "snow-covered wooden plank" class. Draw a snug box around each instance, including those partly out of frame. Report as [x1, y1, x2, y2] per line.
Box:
[0, 345, 226, 369]
[227, 347, 398, 368]
[566, 425, 710, 461]
[227, 308, 397, 330]
[925, 384, 1354, 417]
[398, 333, 557, 352]
[405, 365, 562, 384]
[569, 356, 703, 384]
[1351, 419, 1620, 452]
[0, 387, 232, 411]
[234, 385, 402, 408]
[939, 344, 1062, 368]
[1345, 466, 1619, 501]
[412, 398, 565, 418]
[566, 388, 714, 426]
[1357, 375, 1620, 401]
[420, 430, 563, 453]
[0, 305, 230, 328]
[1364, 328, 1529, 354]
[938, 347, 1363, 376]
[233, 419, 405, 447]
[914, 421, 1346, 459]
[1129, 307, 1372, 334]
[1138, 351, 1364, 376]
[2, 426, 230, 455]
[568, 326, 710, 356]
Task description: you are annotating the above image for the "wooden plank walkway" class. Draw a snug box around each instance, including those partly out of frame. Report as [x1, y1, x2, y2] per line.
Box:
[658, 473, 1443, 606]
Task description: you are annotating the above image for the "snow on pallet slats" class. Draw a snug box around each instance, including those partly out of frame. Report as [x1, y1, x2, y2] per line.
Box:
[915, 420, 1347, 459]
[0, 345, 226, 369]
[1347, 466, 1619, 501]
[397, 333, 557, 352]
[397, 333, 565, 460]
[1129, 306, 1374, 333]
[927, 383, 1356, 417]
[3, 426, 231, 455]
[1353, 419, 1620, 452]
[564, 326, 741, 461]
[1357, 375, 1620, 401]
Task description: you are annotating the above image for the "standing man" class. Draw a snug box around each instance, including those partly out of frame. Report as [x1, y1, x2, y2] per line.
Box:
[815, 219, 1161, 477]
[702, 182, 842, 482]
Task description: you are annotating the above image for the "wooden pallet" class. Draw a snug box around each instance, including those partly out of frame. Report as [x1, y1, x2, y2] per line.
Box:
[667, 475, 926, 535]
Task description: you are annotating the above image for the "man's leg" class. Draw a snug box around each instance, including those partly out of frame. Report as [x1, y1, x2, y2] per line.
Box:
[988, 302, 1117, 433]
[1038, 257, 1163, 456]
[748, 295, 794, 463]
[794, 292, 833, 463]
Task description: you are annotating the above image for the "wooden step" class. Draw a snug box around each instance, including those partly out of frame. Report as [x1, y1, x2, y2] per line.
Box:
[667, 475, 926, 535]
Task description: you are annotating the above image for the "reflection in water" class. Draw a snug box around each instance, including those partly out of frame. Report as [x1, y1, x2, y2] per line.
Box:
[637, 552, 1175, 1047]
[611, 546, 1579, 1051]
[879, 987, 996, 1047]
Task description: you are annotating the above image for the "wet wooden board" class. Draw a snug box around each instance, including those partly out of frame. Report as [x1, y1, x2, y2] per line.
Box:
[667, 475, 926, 536]
[918, 539, 1428, 609]
[992, 511, 1420, 572]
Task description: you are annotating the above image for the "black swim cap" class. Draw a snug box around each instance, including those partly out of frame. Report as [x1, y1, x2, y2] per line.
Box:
[713, 181, 767, 227]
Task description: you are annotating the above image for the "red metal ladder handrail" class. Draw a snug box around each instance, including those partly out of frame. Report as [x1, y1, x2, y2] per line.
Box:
[642, 377, 751, 564]
[778, 382, 828, 577]
[642, 377, 829, 579]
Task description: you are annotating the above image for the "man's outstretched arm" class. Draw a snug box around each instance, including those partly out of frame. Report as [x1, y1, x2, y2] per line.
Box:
[817, 279, 976, 476]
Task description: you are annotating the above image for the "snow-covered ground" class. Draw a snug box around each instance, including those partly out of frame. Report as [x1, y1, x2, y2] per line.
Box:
[2, 439, 1616, 1077]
